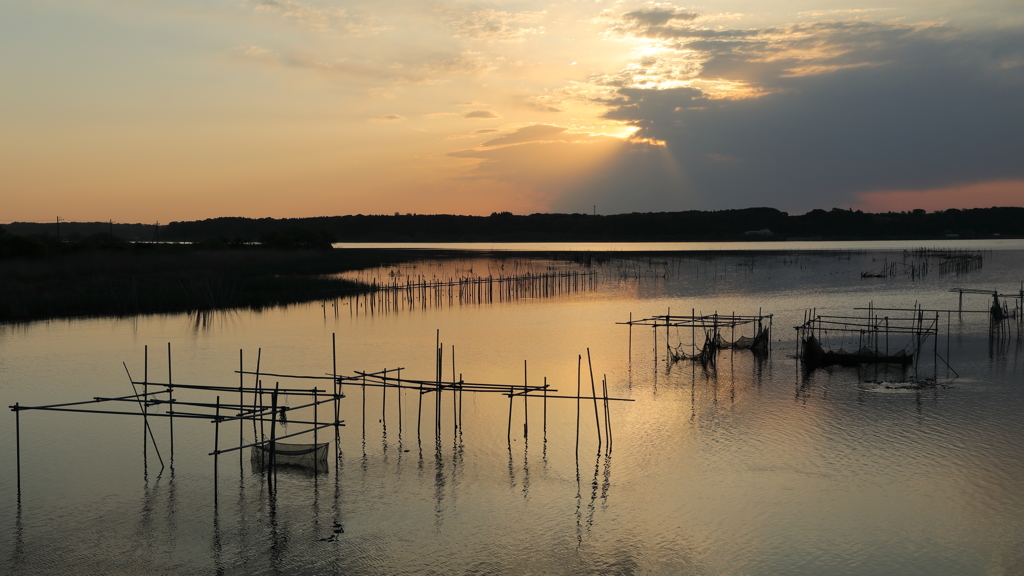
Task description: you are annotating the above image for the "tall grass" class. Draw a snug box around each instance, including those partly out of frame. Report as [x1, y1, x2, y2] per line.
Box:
[0, 248, 424, 322]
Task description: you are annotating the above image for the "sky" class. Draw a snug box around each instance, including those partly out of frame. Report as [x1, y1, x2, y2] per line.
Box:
[2, 0, 1023, 222]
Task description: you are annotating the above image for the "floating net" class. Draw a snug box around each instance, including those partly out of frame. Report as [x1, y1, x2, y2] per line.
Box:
[251, 441, 330, 470]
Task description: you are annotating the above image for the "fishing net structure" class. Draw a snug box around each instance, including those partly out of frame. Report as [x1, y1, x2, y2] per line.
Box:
[670, 325, 770, 365]
[251, 442, 330, 470]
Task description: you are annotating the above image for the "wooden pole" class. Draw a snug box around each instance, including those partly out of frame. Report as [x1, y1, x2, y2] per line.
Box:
[238, 348, 243, 468]
[667, 307, 671, 355]
[333, 333, 339, 431]
[416, 370, 422, 446]
[523, 360, 528, 439]
[168, 343, 175, 465]
[602, 375, 612, 452]
[507, 386, 514, 446]
[587, 349, 602, 451]
[255, 348, 263, 442]
[14, 403, 20, 495]
[543, 377, 547, 438]
[575, 355, 581, 456]
[313, 388, 319, 475]
[270, 385, 279, 487]
[144, 345, 148, 469]
[214, 396, 221, 503]
[124, 362, 163, 472]
[452, 346, 457, 435]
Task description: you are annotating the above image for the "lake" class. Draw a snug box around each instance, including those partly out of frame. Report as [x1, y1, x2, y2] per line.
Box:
[2, 241, 1023, 575]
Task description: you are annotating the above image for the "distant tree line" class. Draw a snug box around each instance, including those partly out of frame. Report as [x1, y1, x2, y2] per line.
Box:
[0, 224, 336, 259]
[4, 207, 1023, 255]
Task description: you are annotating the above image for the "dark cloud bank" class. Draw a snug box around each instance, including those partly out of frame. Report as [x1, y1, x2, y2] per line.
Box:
[555, 21, 1024, 213]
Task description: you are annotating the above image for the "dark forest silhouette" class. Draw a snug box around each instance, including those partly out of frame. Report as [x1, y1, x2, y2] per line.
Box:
[5, 207, 1023, 247]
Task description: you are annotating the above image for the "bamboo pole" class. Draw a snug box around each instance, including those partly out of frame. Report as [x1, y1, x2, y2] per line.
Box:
[238, 348, 243, 468]
[169, 343, 175, 466]
[575, 355, 581, 456]
[507, 386, 513, 446]
[144, 345, 148, 471]
[523, 360, 528, 439]
[14, 403, 21, 494]
[333, 333, 339, 432]
[602, 375, 612, 452]
[123, 362, 164, 472]
[214, 396, 221, 503]
[587, 349, 602, 451]
[255, 348, 263, 442]
[542, 377, 547, 439]
[314, 387, 319, 475]
[270, 385, 279, 488]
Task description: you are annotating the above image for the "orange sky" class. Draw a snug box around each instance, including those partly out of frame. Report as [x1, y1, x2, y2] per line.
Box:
[856, 181, 1024, 214]
[2, 0, 1022, 223]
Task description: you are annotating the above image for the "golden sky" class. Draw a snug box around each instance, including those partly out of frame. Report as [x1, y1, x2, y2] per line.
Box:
[2, 0, 1022, 222]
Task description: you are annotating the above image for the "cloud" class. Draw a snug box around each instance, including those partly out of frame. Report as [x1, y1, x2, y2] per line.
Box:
[464, 110, 499, 119]
[447, 134, 686, 213]
[480, 124, 568, 147]
[368, 115, 405, 123]
[587, 22, 1024, 212]
[421, 52, 498, 77]
[620, 8, 700, 27]
[246, 0, 385, 34]
[525, 98, 563, 112]
[473, 129, 499, 134]
[231, 45, 275, 66]
[443, 9, 546, 42]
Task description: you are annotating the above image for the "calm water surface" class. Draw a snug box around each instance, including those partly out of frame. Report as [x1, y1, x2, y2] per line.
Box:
[2, 243, 1023, 575]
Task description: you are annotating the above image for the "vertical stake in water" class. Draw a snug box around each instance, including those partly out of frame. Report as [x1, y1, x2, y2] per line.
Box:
[238, 348, 243, 469]
[270, 385, 279, 489]
[144, 344, 148, 472]
[314, 387, 319, 475]
[543, 377, 548, 439]
[14, 403, 21, 495]
[507, 386, 514, 447]
[586, 349, 602, 451]
[628, 312, 632, 363]
[602, 375, 613, 453]
[575, 355, 581, 457]
[523, 360, 529, 439]
[667, 307, 671, 356]
[214, 396, 221, 504]
[333, 333, 339, 432]
[255, 348, 263, 442]
[452, 346, 457, 436]
[168, 342, 174, 466]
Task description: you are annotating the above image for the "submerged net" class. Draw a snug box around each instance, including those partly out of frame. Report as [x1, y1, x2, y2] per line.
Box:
[670, 325, 769, 364]
[251, 441, 330, 470]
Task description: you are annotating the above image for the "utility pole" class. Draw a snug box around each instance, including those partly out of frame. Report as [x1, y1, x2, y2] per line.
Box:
[56, 216, 61, 241]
